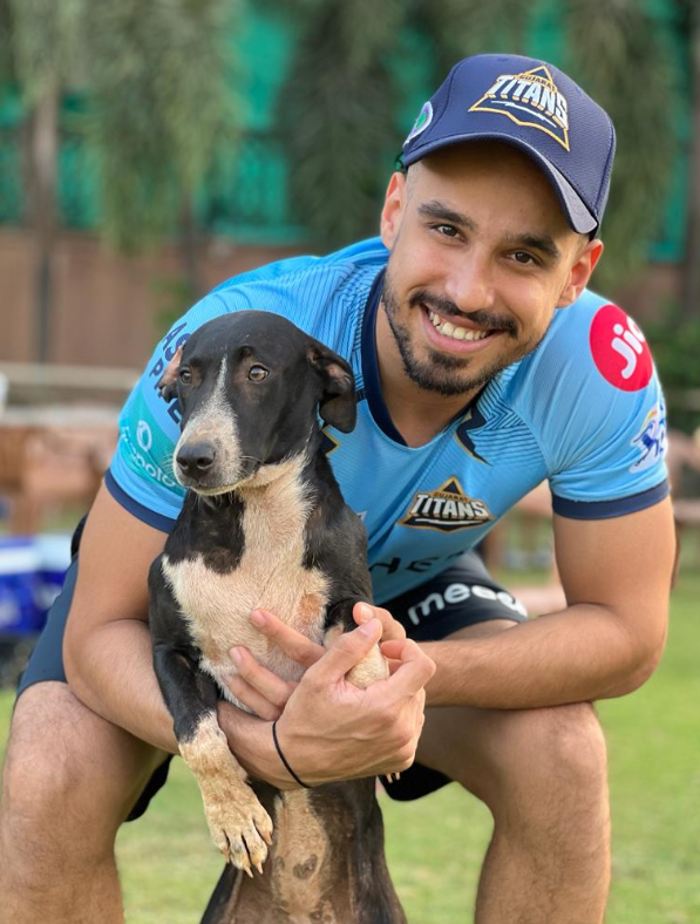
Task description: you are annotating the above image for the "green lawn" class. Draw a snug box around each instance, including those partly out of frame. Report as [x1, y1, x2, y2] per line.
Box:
[1, 573, 698, 923]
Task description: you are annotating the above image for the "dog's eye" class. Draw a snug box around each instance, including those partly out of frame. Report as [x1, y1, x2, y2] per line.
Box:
[248, 365, 269, 382]
[178, 368, 192, 385]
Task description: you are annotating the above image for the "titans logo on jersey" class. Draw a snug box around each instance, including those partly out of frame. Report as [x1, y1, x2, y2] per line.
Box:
[400, 478, 492, 532]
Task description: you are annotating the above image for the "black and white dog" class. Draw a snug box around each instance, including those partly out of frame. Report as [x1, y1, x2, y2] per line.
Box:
[149, 311, 405, 923]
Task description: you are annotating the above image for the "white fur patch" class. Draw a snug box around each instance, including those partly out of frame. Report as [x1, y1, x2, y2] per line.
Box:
[162, 456, 329, 705]
[174, 356, 245, 489]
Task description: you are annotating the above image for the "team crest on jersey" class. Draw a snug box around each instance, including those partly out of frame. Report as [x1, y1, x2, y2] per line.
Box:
[400, 477, 492, 532]
[469, 65, 570, 151]
[630, 400, 667, 473]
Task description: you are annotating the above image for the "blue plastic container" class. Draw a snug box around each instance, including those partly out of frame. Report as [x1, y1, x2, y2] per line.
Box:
[0, 534, 72, 636]
[0, 538, 42, 633]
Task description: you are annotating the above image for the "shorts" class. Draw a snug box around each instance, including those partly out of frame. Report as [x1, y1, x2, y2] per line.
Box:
[16, 548, 527, 816]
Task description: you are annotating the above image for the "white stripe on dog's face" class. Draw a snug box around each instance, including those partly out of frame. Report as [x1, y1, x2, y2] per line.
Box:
[173, 357, 246, 492]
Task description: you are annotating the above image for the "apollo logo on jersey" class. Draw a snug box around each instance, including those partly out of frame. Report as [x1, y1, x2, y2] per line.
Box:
[469, 65, 570, 150]
[589, 304, 653, 392]
[400, 477, 492, 532]
[137, 419, 153, 452]
[122, 428, 178, 489]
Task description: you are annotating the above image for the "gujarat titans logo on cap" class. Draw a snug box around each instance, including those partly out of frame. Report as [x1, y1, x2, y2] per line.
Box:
[469, 65, 570, 150]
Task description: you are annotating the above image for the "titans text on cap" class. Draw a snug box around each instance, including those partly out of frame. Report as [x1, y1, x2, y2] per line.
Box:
[469, 65, 570, 151]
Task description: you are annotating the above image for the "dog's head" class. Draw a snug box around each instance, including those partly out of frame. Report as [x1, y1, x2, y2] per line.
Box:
[158, 311, 356, 494]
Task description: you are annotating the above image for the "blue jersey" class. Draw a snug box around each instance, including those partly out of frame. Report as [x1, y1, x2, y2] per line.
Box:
[107, 238, 668, 603]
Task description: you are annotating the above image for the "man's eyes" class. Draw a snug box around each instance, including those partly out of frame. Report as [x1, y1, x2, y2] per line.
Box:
[511, 250, 540, 266]
[428, 226, 543, 266]
[433, 223, 460, 238]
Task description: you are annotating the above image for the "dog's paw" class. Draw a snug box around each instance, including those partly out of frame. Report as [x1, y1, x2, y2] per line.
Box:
[346, 642, 389, 689]
[204, 791, 274, 876]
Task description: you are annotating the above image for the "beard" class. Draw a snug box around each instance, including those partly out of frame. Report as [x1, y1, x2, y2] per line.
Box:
[381, 269, 543, 397]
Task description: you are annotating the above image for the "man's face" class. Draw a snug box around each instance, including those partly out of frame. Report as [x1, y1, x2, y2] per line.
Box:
[379, 142, 602, 397]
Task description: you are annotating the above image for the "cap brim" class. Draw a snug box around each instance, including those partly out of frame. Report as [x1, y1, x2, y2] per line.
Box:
[403, 133, 598, 235]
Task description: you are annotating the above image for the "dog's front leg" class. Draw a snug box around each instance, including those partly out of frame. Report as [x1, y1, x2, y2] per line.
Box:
[149, 561, 273, 876]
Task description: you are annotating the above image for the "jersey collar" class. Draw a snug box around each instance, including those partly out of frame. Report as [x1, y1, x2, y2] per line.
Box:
[360, 269, 409, 445]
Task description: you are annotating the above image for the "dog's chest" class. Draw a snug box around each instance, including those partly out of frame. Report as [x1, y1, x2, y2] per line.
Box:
[162, 475, 329, 692]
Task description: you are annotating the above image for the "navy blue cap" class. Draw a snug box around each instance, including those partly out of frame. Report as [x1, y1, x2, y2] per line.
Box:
[401, 54, 616, 234]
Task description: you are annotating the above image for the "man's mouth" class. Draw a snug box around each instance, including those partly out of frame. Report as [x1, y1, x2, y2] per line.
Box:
[426, 308, 492, 342]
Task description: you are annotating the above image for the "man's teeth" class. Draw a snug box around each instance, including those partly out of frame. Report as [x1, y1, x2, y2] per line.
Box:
[428, 310, 489, 341]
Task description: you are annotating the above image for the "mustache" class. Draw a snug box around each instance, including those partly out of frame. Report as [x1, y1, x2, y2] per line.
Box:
[410, 290, 518, 337]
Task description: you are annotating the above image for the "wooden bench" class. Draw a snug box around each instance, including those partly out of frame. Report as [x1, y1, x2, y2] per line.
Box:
[0, 407, 119, 534]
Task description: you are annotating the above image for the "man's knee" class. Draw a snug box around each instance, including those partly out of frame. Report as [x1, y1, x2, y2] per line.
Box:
[1, 683, 162, 858]
[506, 702, 606, 778]
[480, 703, 608, 814]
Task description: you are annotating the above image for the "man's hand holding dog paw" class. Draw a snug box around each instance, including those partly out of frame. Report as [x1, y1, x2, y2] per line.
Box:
[223, 615, 435, 787]
[225, 603, 410, 718]
[277, 617, 435, 784]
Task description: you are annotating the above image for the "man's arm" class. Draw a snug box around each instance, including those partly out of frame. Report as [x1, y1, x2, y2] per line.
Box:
[420, 498, 676, 708]
[62, 483, 179, 752]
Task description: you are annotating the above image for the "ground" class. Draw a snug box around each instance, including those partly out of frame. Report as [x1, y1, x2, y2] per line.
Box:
[0, 569, 698, 923]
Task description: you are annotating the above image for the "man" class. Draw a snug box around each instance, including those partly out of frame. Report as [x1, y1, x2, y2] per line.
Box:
[0, 53, 674, 923]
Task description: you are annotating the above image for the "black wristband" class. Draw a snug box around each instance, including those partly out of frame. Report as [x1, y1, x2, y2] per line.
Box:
[271, 720, 311, 789]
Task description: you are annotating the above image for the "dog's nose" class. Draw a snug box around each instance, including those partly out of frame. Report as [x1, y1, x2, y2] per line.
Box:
[176, 442, 217, 476]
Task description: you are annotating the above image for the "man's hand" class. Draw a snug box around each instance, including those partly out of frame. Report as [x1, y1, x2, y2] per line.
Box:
[226, 602, 408, 719]
[221, 606, 435, 787]
[273, 618, 433, 785]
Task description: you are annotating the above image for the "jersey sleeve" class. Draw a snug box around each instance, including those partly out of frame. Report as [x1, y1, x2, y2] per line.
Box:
[106, 288, 252, 530]
[530, 298, 669, 520]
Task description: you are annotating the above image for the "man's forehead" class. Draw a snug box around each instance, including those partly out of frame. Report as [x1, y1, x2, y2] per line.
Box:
[409, 142, 586, 241]
[410, 138, 553, 188]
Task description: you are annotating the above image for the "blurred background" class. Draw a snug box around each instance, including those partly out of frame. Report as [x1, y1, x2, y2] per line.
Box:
[0, 3, 698, 920]
[1, 0, 699, 635]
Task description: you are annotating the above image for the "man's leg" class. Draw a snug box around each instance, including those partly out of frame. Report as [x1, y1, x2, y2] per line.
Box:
[0, 681, 167, 924]
[417, 623, 610, 924]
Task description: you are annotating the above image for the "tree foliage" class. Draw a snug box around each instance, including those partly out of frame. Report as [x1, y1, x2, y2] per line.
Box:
[277, 0, 405, 247]
[2, 0, 239, 250]
[8, 0, 83, 102]
[562, 0, 677, 290]
[82, 0, 239, 251]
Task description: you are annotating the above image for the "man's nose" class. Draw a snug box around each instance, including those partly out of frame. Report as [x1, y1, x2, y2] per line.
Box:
[444, 253, 495, 314]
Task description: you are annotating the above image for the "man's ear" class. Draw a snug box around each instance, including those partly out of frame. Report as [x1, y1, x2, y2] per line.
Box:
[557, 238, 604, 307]
[307, 342, 356, 433]
[380, 171, 407, 251]
[157, 346, 183, 402]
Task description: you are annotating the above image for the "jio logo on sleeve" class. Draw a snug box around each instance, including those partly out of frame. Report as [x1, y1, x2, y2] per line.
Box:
[589, 304, 653, 392]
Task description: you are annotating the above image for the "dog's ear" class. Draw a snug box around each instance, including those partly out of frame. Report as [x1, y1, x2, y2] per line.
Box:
[157, 346, 183, 402]
[307, 342, 356, 433]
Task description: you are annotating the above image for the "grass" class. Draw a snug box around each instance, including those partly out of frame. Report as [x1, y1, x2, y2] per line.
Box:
[1, 571, 699, 923]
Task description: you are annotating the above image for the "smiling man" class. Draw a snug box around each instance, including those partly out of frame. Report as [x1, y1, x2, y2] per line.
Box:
[0, 54, 675, 924]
